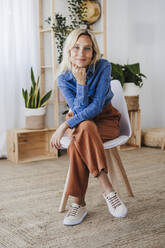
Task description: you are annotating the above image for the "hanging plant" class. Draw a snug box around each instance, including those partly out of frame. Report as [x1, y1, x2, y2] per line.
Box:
[68, 0, 88, 29]
[45, 0, 88, 63]
[46, 14, 71, 63]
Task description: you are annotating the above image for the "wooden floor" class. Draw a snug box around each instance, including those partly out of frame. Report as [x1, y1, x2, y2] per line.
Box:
[0, 147, 164, 248]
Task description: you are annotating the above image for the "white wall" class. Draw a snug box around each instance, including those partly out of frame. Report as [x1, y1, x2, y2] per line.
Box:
[107, 0, 129, 63]
[108, 0, 165, 128]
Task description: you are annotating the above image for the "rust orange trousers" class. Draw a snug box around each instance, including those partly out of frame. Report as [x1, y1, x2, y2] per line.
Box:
[65, 103, 121, 198]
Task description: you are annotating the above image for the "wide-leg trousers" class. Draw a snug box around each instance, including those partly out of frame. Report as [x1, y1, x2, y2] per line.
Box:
[65, 103, 121, 198]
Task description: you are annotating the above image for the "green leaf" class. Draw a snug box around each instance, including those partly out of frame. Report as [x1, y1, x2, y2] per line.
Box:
[27, 94, 33, 108]
[30, 86, 34, 97]
[34, 85, 39, 108]
[36, 88, 40, 108]
[22, 88, 28, 107]
[40, 90, 52, 107]
[24, 90, 28, 107]
[22, 88, 25, 101]
[37, 76, 39, 86]
[31, 67, 36, 89]
[32, 95, 35, 108]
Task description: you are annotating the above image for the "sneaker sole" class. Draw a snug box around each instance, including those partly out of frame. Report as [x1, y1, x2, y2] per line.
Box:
[63, 211, 88, 226]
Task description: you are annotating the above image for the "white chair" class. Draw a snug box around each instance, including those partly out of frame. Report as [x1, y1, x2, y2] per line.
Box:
[59, 80, 134, 212]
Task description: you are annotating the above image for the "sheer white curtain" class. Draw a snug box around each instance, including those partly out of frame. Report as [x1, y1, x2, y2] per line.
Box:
[0, 0, 39, 157]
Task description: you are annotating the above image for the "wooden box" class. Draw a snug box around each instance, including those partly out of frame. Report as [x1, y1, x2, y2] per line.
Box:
[119, 109, 141, 150]
[6, 128, 57, 163]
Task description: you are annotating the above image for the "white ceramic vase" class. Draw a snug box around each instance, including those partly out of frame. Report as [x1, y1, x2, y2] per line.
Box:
[123, 83, 140, 96]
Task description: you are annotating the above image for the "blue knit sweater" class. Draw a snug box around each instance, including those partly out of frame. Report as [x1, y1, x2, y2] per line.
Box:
[58, 59, 114, 128]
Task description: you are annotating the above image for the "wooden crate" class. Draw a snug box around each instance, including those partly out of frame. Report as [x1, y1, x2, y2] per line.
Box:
[6, 128, 57, 163]
[119, 109, 141, 150]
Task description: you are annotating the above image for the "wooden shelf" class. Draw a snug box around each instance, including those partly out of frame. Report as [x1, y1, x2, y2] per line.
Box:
[40, 28, 51, 33]
[40, 65, 52, 69]
[93, 31, 104, 35]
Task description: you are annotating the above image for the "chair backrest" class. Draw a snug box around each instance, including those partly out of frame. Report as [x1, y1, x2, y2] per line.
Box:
[111, 80, 131, 137]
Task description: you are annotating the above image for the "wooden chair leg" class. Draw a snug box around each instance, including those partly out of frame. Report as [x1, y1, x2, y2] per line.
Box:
[59, 166, 70, 212]
[105, 149, 120, 195]
[111, 147, 134, 197]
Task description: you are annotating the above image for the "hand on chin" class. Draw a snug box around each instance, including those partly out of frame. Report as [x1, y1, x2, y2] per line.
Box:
[72, 62, 86, 69]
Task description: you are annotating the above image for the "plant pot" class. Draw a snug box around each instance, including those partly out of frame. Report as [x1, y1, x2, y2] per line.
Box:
[24, 106, 46, 130]
[123, 83, 140, 96]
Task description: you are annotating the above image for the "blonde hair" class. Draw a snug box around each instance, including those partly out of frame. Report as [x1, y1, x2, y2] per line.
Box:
[58, 28, 101, 75]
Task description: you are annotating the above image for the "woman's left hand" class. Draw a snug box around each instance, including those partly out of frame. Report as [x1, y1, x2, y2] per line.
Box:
[50, 122, 69, 150]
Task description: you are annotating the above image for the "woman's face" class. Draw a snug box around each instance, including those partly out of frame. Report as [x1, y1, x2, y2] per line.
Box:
[70, 35, 93, 68]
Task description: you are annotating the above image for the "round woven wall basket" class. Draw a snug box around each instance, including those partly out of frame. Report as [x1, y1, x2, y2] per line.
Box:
[125, 95, 139, 111]
[141, 128, 165, 148]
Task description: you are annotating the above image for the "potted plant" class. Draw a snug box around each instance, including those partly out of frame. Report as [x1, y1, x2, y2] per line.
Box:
[111, 62, 147, 96]
[111, 62, 147, 111]
[22, 67, 52, 129]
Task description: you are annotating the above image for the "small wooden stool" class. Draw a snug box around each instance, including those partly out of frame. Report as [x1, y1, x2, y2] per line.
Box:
[141, 128, 165, 150]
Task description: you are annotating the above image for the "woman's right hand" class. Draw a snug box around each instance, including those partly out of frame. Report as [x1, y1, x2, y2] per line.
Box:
[50, 121, 69, 150]
[72, 63, 86, 85]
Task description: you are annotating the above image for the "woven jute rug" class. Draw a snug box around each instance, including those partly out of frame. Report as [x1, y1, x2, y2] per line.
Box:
[0, 147, 164, 248]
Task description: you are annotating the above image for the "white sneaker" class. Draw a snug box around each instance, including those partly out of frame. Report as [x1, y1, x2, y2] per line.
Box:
[103, 192, 127, 218]
[63, 203, 87, 226]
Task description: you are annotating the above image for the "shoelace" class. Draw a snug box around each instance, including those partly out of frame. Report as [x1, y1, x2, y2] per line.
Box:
[67, 205, 80, 217]
[107, 193, 121, 209]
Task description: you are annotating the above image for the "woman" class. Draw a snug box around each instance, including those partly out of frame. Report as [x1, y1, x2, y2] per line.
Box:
[51, 28, 127, 226]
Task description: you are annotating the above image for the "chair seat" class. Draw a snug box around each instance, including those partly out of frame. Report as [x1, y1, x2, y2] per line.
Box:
[61, 134, 129, 150]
